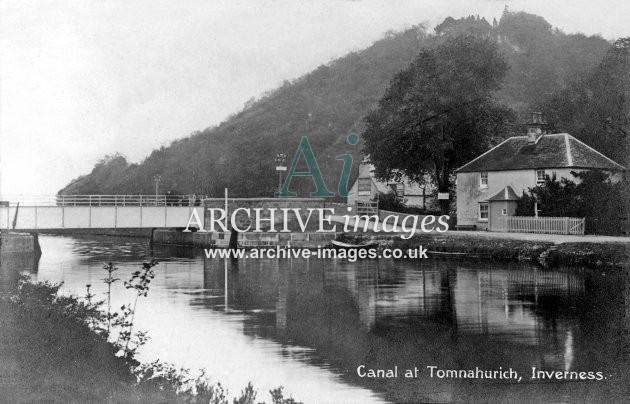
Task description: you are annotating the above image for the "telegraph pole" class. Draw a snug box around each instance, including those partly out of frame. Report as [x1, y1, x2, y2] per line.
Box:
[275, 153, 287, 193]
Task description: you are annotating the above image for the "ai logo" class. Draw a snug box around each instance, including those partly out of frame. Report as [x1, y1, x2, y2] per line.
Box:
[275, 133, 359, 198]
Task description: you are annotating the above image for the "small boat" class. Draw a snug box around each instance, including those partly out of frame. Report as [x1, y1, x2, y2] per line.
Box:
[331, 240, 379, 251]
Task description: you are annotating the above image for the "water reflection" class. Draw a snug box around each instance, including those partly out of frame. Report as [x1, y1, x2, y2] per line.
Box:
[20, 236, 630, 403]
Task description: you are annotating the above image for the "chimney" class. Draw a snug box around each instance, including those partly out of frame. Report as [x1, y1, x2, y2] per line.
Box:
[527, 112, 547, 143]
[527, 127, 541, 143]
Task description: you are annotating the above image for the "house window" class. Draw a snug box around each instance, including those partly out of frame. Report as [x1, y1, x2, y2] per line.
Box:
[358, 178, 371, 196]
[479, 202, 489, 221]
[480, 172, 488, 188]
[389, 183, 404, 197]
[536, 170, 546, 186]
[501, 208, 507, 216]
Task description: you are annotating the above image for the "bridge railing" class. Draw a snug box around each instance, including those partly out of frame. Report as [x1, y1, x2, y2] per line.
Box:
[0, 195, 206, 207]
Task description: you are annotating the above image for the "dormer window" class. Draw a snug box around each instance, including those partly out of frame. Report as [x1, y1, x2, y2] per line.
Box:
[480, 172, 488, 188]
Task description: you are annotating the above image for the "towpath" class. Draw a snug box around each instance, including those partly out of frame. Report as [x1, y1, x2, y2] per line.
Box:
[331, 215, 630, 245]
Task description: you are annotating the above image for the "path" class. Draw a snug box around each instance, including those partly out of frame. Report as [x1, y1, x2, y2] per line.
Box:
[331, 215, 630, 245]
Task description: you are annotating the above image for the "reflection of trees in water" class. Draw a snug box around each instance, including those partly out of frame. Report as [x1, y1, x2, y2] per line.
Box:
[67, 236, 152, 262]
[571, 272, 630, 375]
[199, 257, 629, 403]
[150, 244, 198, 260]
[56, 235, 201, 263]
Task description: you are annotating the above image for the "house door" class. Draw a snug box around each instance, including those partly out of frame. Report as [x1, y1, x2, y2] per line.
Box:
[489, 201, 507, 231]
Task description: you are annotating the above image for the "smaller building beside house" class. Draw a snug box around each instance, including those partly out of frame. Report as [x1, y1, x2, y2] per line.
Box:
[347, 160, 434, 209]
[455, 113, 626, 231]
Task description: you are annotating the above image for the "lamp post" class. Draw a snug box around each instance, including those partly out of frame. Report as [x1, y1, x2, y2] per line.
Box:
[275, 153, 287, 193]
[153, 174, 161, 205]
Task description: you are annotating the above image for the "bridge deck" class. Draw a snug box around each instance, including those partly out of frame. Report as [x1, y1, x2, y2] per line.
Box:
[0, 195, 205, 229]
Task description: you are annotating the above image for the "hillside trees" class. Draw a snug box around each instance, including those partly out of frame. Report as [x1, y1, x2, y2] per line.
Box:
[495, 11, 609, 115]
[543, 38, 630, 167]
[362, 36, 514, 214]
[57, 14, 610, 198]
[434, 15, 492, 37]
[61, 153, 130, 195]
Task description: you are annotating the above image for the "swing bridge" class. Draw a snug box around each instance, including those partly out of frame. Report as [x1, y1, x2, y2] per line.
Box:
[0, 195, 205, 230]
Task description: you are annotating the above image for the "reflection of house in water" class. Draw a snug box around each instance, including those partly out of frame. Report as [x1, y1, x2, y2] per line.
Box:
[201, 258, 586, 343]
[369, 266, 587, 377]
[340, 262, 586, 340]
[324, 260, 379, 329]
[332, 260, 588, 371]
[200, 257, 628, 377]
[453, 268, 584, 345]
[193, 255, 630, 403]
[276, 269, 288, 331]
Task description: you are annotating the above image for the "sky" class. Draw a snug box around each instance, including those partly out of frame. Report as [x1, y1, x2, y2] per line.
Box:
[1, 0, 629, 196]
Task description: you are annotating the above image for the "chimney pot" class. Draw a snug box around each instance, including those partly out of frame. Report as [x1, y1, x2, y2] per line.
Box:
[526, 111, 548, 141]
[527, 127, 540, 143]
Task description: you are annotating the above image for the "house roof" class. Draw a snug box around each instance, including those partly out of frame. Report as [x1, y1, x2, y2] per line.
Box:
[456, 133, 626, 173]
[488, 186, 519, 201]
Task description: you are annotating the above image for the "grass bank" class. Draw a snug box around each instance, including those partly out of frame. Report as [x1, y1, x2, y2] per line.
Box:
[341, 232, 630, 269]
[548, 242, 630, 268]
[389, 233, 553, 262]
[0, 280, 166, 403]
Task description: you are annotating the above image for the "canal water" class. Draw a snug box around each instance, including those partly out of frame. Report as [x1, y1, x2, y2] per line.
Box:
[18, 235, 630, 403]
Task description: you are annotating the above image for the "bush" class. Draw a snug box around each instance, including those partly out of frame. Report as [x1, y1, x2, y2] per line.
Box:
[374, 191, 406, 212]
[9, 271, 302, 403]
[375, 191, 442, 215]
[515, 171, 629, 235]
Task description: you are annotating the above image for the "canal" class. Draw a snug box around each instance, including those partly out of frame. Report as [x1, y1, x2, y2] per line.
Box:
[19, 235, 630, 403]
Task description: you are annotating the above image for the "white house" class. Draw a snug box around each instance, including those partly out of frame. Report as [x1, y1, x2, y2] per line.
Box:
[347, 160, 434, 209]
[455, 113, 626, 230]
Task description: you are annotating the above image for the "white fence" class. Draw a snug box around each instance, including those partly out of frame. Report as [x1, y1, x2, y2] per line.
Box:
[496, 216, 585, 235]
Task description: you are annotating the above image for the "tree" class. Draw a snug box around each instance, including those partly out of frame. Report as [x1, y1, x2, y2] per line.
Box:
[434, 16, 491, 38]
[497, 11, 552, 52]
[374, 191, 407, 213]
[543, 38, 629, 167]
[362, 35, 514, 213]
[59, 153, 130, 195]
[515, 171, 629, 235]
[515, 173, 579, 217]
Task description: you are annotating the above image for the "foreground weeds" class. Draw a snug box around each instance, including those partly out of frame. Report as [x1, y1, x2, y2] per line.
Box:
[9, 260, 301, 403]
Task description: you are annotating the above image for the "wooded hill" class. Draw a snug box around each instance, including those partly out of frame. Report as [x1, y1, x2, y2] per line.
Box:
[60, 10, 617, 198]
